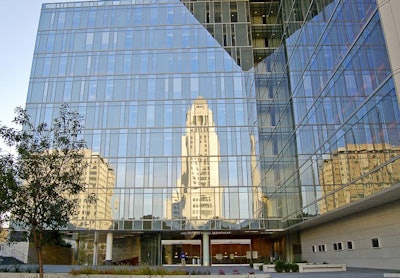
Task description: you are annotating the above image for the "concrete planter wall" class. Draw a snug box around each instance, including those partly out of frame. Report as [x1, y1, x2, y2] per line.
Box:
[298, 263, 346, 273]
[384, 274, 400, 278]
[262, 264, 275, 272]
[0, 274, 271, 278]
[252, 263, 263, 270]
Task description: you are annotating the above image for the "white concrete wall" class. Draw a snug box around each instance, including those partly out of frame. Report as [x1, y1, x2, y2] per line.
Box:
[301, 201, 400, 269]
[377, 0, 400, 105]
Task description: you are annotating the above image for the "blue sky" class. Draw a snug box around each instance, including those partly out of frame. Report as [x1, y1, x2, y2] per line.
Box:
[0, 0, 92, 129]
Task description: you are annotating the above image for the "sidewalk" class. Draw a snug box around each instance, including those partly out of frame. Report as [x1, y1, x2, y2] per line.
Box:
[267, 268, 387, 278]
[45, 265, 390, 278]
[162, 265, 388, 278]
[4, 264, 390, 278]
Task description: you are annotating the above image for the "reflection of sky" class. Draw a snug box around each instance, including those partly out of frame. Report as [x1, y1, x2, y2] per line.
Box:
[286, 0, 397, 158]
[287, 1, 395, 150]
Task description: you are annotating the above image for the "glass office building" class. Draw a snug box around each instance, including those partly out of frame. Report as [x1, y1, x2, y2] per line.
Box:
[24, 0, 400, 267]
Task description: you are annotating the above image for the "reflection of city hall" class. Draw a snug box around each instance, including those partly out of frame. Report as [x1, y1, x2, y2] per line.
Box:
[163, 97, 259, 265]
[166, 97, 223, 224]
[17, 0, 400, 270]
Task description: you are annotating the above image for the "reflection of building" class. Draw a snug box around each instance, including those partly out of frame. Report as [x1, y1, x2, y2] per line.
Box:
[165, 191, 182, 221]
[70, 150, 115, 230]
[250, 134, 262, 218]
[169, 97, 223, 224]
[318, 144, 400, 213]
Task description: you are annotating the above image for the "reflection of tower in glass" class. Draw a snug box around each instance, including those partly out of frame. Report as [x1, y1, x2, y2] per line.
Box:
[174, 97, 223, 223]
[70, 150, 115, 230]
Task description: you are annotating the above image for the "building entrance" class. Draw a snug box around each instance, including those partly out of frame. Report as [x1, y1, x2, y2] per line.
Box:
[210, 239, 251, 265]
[161, 240, 201, 265]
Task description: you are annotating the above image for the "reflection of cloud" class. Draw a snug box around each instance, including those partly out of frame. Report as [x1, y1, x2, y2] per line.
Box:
[166, 97, 223, 225]
[69, 149, 115, 230]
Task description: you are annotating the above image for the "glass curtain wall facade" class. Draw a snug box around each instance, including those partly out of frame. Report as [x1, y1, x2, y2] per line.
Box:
[273, 0, 400, 222]
[24, 0, 400, 265]
[27, 0, 265, 265]
[255, 0, 400, 228]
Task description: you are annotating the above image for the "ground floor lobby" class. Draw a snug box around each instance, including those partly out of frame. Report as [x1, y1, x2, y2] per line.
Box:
[66, 230, 293, 266]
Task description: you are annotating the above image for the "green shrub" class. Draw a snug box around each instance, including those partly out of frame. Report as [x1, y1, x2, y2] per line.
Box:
[290, 263, 299, 272]
[274, 261, 298, 272]
[274, 260, 286, 273]
[0, 267, 11, 272]
[283, 263, 291, 272]
[8, 265, 21, 273]
[25, 267, 39, 273]
[70, 266, 188, 276]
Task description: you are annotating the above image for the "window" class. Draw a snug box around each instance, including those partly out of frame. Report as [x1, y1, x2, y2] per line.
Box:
[333, 242, 343, 251]
[318, 244, 326, 252]
[312, 245, 317, 253]
[371, 238, 380, 248]
[347, 241, 354, 250]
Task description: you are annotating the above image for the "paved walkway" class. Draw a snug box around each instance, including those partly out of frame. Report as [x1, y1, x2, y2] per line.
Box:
[265, 268, 388, 278]
[2, 264, 391, 278]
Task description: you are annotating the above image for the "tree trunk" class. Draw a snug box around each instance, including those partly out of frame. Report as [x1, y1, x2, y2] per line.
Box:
[32, 228, 44, 278]
[38, 245, 44, 278]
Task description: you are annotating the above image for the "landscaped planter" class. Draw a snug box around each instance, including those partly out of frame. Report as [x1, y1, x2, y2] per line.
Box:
[0, 274, 271, 278]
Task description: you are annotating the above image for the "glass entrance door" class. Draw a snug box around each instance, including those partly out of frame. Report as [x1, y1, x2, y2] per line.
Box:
[161, 240, 201, 265]
[210, 239, 251, 265]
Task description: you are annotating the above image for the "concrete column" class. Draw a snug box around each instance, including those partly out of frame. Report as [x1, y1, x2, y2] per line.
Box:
[202, 233, 210, 266]
[73, 233, 80, 265]
[105, 232, 113, 265]
[92, 232, 99, 266]
[377, 0, 400, 105]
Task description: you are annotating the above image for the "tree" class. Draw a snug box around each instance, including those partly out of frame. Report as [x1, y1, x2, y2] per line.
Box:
[0, 151, 17, 235]
[0, 104, 88, 278]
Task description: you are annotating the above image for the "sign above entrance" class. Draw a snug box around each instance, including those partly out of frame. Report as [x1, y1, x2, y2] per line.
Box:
[210, 239, 251, 244]
[209, 231, 231, 235]
[161, 240, 201, 245]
